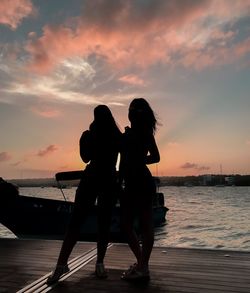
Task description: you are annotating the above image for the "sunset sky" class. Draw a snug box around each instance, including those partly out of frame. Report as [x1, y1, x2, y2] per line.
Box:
[0, 0, 250, 179]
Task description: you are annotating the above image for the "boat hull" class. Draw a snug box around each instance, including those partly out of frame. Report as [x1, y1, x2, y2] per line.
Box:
[0, 194, 168, 242]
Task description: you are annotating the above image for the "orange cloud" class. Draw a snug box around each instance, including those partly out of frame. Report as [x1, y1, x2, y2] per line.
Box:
[37, 145, 58, 157]
[24, 1, 209, 73]
[0, 0, 35, 30]
[25, 0, 250, 74]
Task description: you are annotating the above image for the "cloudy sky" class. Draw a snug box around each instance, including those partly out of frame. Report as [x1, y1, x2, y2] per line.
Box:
[0, 0, 250, 179]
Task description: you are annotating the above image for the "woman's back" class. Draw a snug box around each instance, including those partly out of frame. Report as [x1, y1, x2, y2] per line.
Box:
[80, 105, 121, 176]
[120, 127, 150, 174]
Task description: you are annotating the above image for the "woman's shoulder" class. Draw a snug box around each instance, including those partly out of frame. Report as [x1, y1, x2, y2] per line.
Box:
[80, 130, 94, 146]
[80, 130, 91, 139]
[81, 129, 90, 135]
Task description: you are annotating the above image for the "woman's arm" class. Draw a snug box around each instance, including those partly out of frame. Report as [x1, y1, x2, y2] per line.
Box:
[79, 130, 92, 163]
[145, 134, 160, 164]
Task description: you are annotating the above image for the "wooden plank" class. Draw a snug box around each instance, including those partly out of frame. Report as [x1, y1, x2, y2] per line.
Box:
[0, 239, 96, 292]
[0, 239, 250, 293]
[50, 244, 250, 293]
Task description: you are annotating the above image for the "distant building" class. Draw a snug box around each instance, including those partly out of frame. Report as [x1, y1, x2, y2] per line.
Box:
[225, 176, 235, 186]
[202, 174, 213, 186]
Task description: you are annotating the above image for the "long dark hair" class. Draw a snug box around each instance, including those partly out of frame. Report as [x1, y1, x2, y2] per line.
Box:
[90, 105, 121, 138]
[128, 98, 158, 135]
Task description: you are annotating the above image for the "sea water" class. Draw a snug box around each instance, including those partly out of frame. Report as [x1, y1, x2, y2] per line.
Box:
[1, 186, 250, 251]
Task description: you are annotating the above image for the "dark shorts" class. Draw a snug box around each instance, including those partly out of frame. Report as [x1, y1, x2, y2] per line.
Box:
[121, 172, 156, 214]
[72, 168, 118, 221]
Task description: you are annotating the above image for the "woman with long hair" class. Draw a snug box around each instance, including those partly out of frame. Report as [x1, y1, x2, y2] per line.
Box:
[120, 98, 160, 281]
[47, 105, 121, 284]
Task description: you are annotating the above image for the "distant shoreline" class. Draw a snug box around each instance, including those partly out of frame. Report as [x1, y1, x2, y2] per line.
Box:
[7, 174, 250, 187]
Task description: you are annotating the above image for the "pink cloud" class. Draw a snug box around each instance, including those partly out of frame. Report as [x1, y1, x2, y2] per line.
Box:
[37, 145, 58, 157]
[24, 1, 210, 73]
[0, 0, 35, 30]
[181, 162, 198, 169]
[210, 29, 235, 43]
[234, 38, 250, 57]
[197, 166, 210, 171]
[180, 50, 216, 70]
[0, 152, 11, 162]
[181, 162, 210, 171]
[208, 0, 250, 19]
[25, 0, 250, 73]
[119, 74, 145, 86]
[178, 35, 250, 70]
[30, 106, 61, 118]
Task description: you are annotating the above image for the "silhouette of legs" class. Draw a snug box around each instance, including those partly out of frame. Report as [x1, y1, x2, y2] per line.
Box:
[94, 189, 116, 278]
[47, 174, 118, 283]
[121, 206, 142, 264]
[139, 204, 154, 272]
[96, 195, 113, 263]
[47, 180, 96, 284]
[121, 179, 155, 279]
[46, 214, 82, 285]
[55, 209, 84, 266]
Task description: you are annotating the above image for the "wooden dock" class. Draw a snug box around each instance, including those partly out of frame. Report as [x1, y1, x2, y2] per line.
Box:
[0, 238, 250, 292]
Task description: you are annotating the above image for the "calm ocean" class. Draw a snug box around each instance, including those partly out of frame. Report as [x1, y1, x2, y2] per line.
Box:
[1, 186, 250, 251]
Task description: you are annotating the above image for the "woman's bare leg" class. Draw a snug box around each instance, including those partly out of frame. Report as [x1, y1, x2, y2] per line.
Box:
[55, 216, 81, 266]
[96, 196, 113, 264]
[122, 207, 142, 264]
[54, 183, 95, 267]
[138, 205, 154, 272]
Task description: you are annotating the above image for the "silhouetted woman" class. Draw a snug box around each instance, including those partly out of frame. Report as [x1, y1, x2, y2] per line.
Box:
[47, 105, 121, 283]
[120, 98, 160, 281]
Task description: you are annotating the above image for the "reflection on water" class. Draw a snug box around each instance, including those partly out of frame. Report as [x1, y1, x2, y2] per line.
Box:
[154, 186, 250, 251]
[1, 186, 250, 251]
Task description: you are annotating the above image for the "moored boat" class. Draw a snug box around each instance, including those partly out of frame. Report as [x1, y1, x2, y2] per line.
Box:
[0, 172, 168, 242]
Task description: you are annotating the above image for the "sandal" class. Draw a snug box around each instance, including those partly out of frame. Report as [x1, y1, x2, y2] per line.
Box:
[46, 264, 70, 285]
[95, 263, 108, 279]
[121, 266, 150, 281]
[121, 263, 138, 278]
